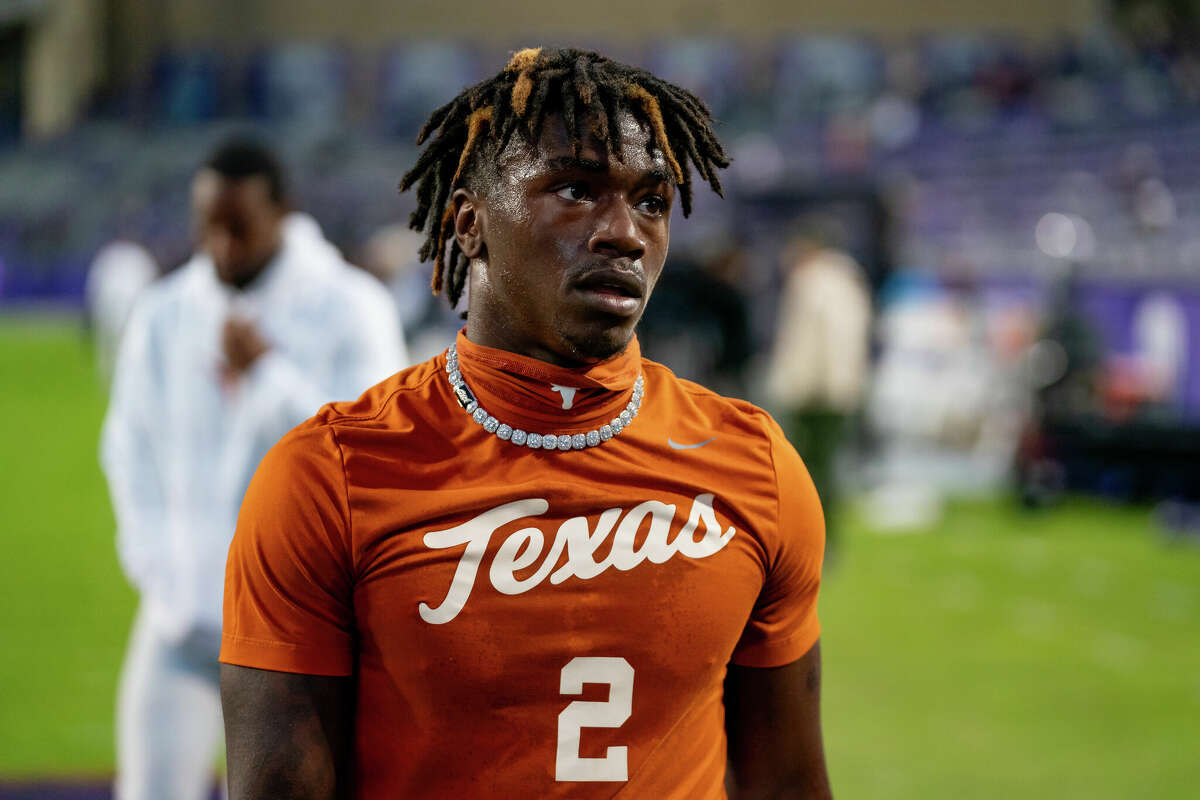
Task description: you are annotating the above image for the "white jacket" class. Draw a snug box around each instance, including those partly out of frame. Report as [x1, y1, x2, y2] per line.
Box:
[101, 221, 407, 638]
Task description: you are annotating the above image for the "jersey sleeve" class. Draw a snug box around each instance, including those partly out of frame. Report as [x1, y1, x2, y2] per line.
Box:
[730, 417, 825, 668]
[220, 423, 356, 676]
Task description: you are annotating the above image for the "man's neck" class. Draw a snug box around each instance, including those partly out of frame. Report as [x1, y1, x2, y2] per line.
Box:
[223, 244, 282, 292]
[465, 315, 596, 369]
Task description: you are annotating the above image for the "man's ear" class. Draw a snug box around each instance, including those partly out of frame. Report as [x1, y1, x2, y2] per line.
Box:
[452, 188, 486, 260]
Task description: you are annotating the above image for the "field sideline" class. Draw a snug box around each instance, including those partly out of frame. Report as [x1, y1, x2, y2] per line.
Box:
[1, 314, 1197, 798]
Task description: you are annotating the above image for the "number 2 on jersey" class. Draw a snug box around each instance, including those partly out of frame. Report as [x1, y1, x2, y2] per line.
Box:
[555, 657, 634, 782]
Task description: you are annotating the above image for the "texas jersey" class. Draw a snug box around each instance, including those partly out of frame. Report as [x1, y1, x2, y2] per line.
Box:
[221, 332, 825, 799]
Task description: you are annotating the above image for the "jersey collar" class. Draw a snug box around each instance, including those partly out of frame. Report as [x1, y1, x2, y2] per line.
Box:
[451, 329, 642, 431]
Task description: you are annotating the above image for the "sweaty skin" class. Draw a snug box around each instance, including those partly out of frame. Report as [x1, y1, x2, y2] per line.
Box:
[221, 110, 832, 800]
[457, 111, 673, 366]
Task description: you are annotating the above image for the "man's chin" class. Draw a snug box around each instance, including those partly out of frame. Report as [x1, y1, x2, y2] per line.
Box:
[557, 320, 636, 364]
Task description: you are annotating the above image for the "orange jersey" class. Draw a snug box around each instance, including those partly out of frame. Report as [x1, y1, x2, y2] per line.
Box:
[221, 331, 824, 798]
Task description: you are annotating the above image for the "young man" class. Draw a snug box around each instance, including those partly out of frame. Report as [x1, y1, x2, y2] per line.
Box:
[221, 49, 831, 799]
[103, 139, 406, 800]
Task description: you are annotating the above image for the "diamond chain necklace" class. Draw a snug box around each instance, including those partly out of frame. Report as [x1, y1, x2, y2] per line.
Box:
[445, 344, 644, 450]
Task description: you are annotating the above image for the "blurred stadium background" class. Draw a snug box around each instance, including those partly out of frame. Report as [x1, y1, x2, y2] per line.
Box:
[2, 0, 1200, 797]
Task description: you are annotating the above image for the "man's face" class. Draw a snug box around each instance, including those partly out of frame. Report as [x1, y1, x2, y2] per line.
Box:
[464, 110, 674, 365]
[192, 170, 285, 288]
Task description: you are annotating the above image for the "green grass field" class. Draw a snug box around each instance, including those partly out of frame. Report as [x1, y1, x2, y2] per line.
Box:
[1, 314, 1198, 797]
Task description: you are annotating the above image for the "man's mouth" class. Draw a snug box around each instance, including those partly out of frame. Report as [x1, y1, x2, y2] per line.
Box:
[574, 268, 644, 298]
[571, 268, 645, 317]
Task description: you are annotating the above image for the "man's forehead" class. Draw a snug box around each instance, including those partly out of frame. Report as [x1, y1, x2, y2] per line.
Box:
[194, 169, 273, 211]
[504, 109, 669, 179]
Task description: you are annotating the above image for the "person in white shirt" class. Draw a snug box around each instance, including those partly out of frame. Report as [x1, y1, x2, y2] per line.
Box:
[101, 139, 407, 800]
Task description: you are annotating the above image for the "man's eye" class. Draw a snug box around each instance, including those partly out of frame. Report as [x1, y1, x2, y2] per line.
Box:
[554, 183, 591, 202]
[638, 195, 668, 215]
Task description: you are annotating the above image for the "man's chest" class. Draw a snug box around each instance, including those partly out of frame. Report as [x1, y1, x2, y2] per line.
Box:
[348, 477, 772, 708]
[158, 296, 334, 411]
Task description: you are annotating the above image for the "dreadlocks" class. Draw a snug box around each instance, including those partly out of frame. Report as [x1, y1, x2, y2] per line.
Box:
[399, 47, 730, 308]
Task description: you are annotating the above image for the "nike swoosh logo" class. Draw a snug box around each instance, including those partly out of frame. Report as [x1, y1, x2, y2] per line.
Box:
[668, 437, 716, 450]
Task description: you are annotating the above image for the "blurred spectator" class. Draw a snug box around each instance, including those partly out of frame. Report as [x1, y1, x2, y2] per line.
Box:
[1019, 264, 1105, 505]
[867, 268, 1028, 517]
[638, 244, 753, 396]
[84, 241, 159, 383]
[1037, 264, 1104, 421]
[765, 226, 872, 551]
[100, 138, 406, 800]
[1131, 291, 1188, 406]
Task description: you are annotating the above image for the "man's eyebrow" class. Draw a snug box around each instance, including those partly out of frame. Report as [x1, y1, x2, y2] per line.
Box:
[543, 156, 607, 173]
[642, 167, 673, 186]
[542, 157, 674, 186]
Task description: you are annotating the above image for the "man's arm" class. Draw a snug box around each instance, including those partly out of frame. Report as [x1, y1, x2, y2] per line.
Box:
[725, 640, 832, 800]
[221, 664, 354, 800]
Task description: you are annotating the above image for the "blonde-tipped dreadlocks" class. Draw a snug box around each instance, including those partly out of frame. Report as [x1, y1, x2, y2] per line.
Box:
[398, 46, 730, 308]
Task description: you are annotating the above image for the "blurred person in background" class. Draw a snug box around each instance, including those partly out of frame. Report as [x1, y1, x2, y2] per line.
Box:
[84, 241, 160, 383]
[1035, 263, 1104, 422]
[1018, 263, 1104, 507]
[100, 138, 407, 800]
[766, 224, 872, 553]
[637, 242, 753, 397]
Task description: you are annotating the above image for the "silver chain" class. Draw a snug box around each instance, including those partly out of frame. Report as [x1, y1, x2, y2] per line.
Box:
[445, 344, 644, 450]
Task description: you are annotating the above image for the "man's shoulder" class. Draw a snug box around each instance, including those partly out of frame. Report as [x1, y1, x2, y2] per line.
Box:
[262, 355, 445, 479]
[284, 261, 396, 331]
[122, 258, 205, 331]
[298, 257, 390, 306]
[640, 359, 802, 526]
[308, 353, 445, 431]
[642, 359, 779, 441]
[140, 257, 203, 303]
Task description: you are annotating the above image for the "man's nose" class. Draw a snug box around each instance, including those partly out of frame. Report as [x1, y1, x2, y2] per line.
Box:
[588, 198, 646, 261]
